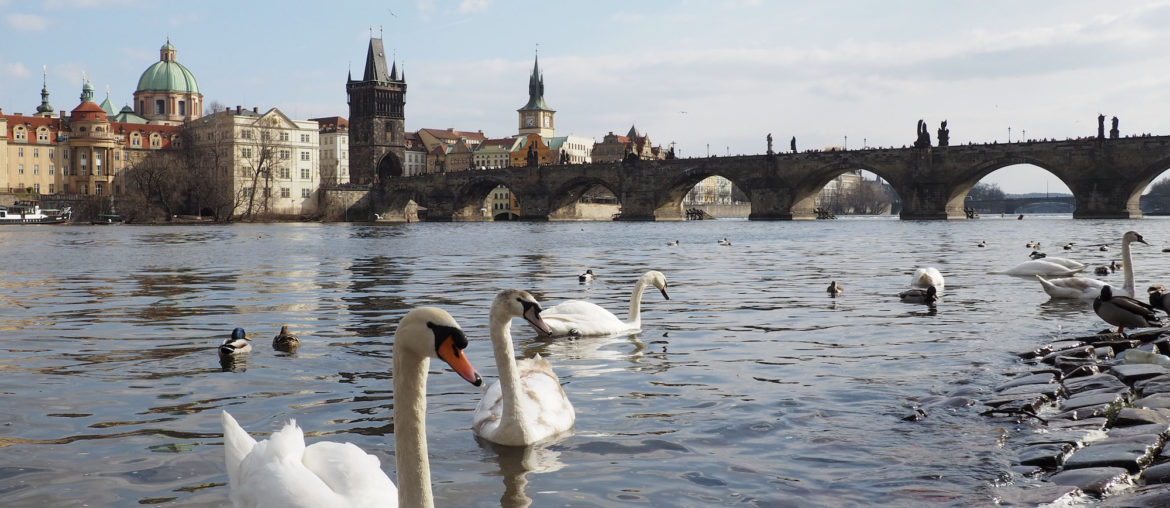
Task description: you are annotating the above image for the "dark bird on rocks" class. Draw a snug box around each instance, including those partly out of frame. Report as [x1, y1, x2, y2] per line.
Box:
[1094, 285, 1160, 335]
[1148, 285, 1170, 315]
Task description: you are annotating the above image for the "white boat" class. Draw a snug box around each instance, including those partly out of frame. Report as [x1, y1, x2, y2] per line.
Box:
[0, 201, 72, 224]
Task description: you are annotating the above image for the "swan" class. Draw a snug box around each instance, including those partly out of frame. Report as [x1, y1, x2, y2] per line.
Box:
[1149, 285, 1170, 315]
[1041, 257, 1088, 271]
[911, 267, 944, 292]
[219, 328, 252, 357]
[578, 269, 594, 283]
[826, 281, 842, 297]
[991, 259, 1082, 277]
[473, 289, 576, 446]
[899, 285, 937, 306]
[272, 325, 300, 353]
[222, 307, 483, 508]
[534, 270, 670, 337]
[1094, 285, 1161, 335]
[1034, 231, 1146, 299]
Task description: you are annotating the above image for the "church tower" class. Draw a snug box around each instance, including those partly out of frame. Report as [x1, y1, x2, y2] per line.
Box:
[347, 37, 407, 184]
[517, 54, 555, 138]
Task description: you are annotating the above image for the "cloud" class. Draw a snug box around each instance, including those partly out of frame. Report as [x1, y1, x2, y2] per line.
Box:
[5, 13, 49, 31]
[458, 0, 490, 13]
[2, 61, 31, 78]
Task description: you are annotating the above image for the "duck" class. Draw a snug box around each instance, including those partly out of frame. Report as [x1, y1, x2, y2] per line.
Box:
[666, 240, 679, 247]
[1094, 285, 1161, 335]
[976, 241, 986, 248]
[718, 238, 731, 246]
[1029, 251, 1047, 259]
[911, 267, 945, 292]
[1063, 243, 1074, 250]
[991, 259, 1082, 277]
[578, 269, 595, 283]
[826, 280, 842, 297]
[1094, 266, 1111, 276]
[1100, 245, 1110, 252]
[899, 285, 938, 306]
[534, 270, 670, 337]
[1148, 285, 1170, 315]
[272, 325, 300, 353]
[222, 307, 483, 508]
[1026, 241, 1035, 249]
[219, 328, 251, 358]
[473, 289, 575, 446]
[1035, 231, 1146, 299]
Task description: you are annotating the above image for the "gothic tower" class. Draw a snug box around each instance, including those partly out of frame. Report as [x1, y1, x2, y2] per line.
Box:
[517, 54, 555, 138]
[347, 37, 406, 185]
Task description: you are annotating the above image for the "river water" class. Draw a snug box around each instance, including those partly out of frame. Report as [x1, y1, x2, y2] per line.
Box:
[1, 216, 1169, 507]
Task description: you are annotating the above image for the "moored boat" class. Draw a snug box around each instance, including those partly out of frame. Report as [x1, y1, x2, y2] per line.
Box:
[0, 201, 72, 224]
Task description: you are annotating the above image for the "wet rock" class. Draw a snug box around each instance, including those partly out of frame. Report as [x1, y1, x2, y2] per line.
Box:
[1063, 364, 1102, 378]
[1135, 374, 1170, 395]
[1133, 394, 1170, 410]
[1141, 462, 1170, 484]
[984, 393, 1049, 411]
[1110, 364, 1170, 384]
[1049, 466, 1132, 496]
[1043, 345, 1096, 364]
[1106, 423, 1170, 439]
[1062, 435, 1161, 472]
[1113, 407, 1170, 427]
[996, 372, 1057, 392]
[1046, 417, 1109, 432]
[1092, 339, 1142, 354]
[994, 484, 1082, 506]
[996, 383, 1061, 399]
[1061, 392, 1128, 412]
[1099, 483, 1170, 507]
[1057, 356, 1101, 374]
[901, 408, 927, 421]
[1018, 442, 1074, 468]
[1063, 374, 1128, 396]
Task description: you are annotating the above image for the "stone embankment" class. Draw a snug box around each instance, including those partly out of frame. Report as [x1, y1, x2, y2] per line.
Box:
[986, 327, 1170, 506]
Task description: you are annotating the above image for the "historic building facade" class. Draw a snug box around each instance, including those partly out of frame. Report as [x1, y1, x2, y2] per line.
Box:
[311, 116, 349, 185]
[134, 40, 202, 125]
[347, 37, 406, 184]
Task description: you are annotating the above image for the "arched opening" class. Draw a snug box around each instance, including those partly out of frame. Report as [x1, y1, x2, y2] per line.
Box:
[791, 166, 901, 219]
[965, 164, 1074, 216]
[548, 179, 621, 221]
[1140, 173, 1170, 215]
[451, 180, 522, 221]
[683, 176, 750, 219]
[375, 152, 403, 182]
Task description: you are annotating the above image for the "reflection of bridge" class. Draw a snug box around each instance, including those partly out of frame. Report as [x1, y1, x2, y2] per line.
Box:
[966, 196, 1077, 214]
[323, 135, 1170, 221]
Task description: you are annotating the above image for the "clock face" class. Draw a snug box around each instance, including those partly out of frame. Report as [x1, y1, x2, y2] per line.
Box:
[525, 117, 535, 127]
[543, 116, 550, 127]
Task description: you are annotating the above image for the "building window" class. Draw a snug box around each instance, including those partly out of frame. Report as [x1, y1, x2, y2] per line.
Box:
[48, 184, 54, 194]
[17, 147, 23, 157]
[279, 131, 288, 141]
[96, 183, 104, 196]
[33, 148, 39, 158]
[279, 167, 290, 179]
[301, 188, 311, 198]
[178, 101, 186, 116]
[300, 151, 309, 161]
[155, 99, 165, 115]
[82, 184, 89, 195]
[49, 165, 54, 175]
[241, 147, 252, 158]
[33, 164, 39, 175]
[49, 148, 54, 159]
[280, 188, 290, 198]
[301, 134, 310, 143]
[280, 149, 290, 159]
[241, 129, 253, 140]
[17, 164, 23, 174]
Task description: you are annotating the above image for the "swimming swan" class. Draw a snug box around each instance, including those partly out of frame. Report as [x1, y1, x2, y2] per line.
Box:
[222, 307, 483, 508]
[534, 270, 670, 337]
[1035, 231, 1147, 299]
[991, 259, 1082, 277]
[911, 267, 944, 292]
[473, 289, 575, 446]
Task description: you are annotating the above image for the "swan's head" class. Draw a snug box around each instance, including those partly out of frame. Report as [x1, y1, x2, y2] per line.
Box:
[642, 270, 670, 300]
[395, 307, 482, 386]
[493, 289, 552, 334]
[1123, 231, 1148, 246]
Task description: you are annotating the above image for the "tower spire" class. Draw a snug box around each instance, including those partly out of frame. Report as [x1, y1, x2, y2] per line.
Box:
[36, 65, 54, 115]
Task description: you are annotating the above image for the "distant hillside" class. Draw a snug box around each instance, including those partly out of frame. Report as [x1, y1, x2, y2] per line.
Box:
[1005, 192, 1073, 199]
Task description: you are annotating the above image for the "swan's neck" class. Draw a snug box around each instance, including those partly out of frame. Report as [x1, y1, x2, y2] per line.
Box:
[1122, 238, 1136, 296]
[490, 313, 531, 439]
[393, 349, 433, 508]
[627, 278, 648, 326]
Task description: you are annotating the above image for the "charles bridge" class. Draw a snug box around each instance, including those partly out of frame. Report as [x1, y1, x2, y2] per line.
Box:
[322, 135, 1170, 221]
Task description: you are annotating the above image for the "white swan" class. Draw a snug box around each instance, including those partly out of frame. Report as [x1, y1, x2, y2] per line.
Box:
[992, 259, 1083, 277]
[1039, 256, 1087, 271]
[911, 267, 944, 292]
[534, 270, 670, 337]
[1034, 231, 1146, 299]
[223, 307, 483, 508]
[473, 289, 576, 446]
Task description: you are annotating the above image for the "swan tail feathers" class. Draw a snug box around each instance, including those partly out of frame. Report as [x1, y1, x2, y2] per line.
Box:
[221, 410, 258, 487]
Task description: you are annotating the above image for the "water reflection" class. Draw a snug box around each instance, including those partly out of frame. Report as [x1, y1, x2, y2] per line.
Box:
[478, 439, 568, 508]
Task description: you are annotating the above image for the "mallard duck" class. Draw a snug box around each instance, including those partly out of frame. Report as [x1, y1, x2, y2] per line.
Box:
[899, 285, 938, 306]
[976, 241, 986, 248]
[223, 307, 482, 507]
[1149, 285, 1170, 315]
[1094, 285, 1160, 334]
[666, 240, 679, 247]
[826, 280, 842, 297]
[272, 325, 300, 353]
[1094, 266, 1110, 276]
[578, 269, 595, 283]
[219, 328, 251, 357]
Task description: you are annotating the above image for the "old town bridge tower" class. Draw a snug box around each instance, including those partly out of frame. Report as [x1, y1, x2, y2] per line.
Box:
[347, 37, 406, 185]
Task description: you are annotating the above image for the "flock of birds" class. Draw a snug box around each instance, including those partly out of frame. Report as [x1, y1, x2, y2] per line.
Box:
[824, 230, 1170, 334]
[218, 270, 670, 507]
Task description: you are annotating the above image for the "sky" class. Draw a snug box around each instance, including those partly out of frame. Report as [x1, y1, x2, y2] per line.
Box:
[4, 0, 1170, 194]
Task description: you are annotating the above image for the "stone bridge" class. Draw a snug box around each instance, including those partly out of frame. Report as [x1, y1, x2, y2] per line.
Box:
[330, 135, 1170, 221]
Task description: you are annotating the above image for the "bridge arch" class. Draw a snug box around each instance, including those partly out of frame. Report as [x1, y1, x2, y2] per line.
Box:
[376, 152, 404, 181]
[548, 177, 622, 221]
[949, 157, 1074, 216]
[452, 177, 523, 221]
[791, 160, 901, 218]
[1127, 155, 1170, 215]
[656, 166, 754, 221]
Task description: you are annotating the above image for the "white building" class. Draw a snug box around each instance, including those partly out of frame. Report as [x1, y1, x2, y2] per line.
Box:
[187, 106, 320, 217]
[311, 116, 348, 185]
[546, 135, 594, 164]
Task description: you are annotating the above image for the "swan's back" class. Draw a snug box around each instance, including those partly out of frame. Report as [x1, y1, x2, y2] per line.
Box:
[222, 411, 397, 508]
[994, 260, 1081, 277]
[911, 267, 944, 290]
[1036, 275, 1106, 300]
[538, 300, 628, 336]
[473, 354, 575, 445]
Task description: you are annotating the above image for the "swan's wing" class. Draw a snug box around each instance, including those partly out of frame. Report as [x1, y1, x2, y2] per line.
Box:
[230, 420, 349, 508]
[302, 441, 397, 507]
[1037, 275, 1106, 299]
[516, 355, 576, 440]
[472, 380, 506, 437]
[222, 411, 258, 487]
[539, 300, 627, 336]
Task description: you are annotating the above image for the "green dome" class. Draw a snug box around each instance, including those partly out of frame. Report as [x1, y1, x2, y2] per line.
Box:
[137, 60, 199, 94]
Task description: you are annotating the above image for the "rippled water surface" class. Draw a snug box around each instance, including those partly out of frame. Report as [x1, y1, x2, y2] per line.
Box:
[3, 217, 1170, 507]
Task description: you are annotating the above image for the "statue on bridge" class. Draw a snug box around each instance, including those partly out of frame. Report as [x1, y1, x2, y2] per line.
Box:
[1098, 114, 1106, 139]
[790, 136, 797, 153]
[526, 143, 538, 167]
[914, 119, 932, 148]
[767, 133, 774, 155]
[937, 120, 949, 147]
[1110, 116, 1120, 139]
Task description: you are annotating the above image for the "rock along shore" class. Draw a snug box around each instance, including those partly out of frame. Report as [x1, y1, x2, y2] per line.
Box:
[986, 327, 1170, 506]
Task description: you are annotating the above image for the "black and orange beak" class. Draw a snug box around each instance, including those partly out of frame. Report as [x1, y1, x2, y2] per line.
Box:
[437, 335, 482, 386]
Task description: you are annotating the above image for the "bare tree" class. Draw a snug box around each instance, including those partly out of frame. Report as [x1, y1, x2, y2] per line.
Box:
[121, 149, 188, 221]
[181, 128, 236, 222]
[233, 118, 283, 221]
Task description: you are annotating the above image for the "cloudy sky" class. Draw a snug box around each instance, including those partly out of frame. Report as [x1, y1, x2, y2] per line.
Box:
[4, 0, 1170, 193]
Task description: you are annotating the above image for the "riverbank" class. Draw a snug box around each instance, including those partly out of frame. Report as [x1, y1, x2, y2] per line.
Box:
[986, 327, 1170, 505]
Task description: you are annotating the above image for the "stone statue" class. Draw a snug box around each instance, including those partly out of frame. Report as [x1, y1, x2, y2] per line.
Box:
[526, 143, 538, 167]
[1110, 116, 1119, 139]
[790, 136, 796, 153]
[1098, 114, 1105, 139]
[914, 119, 932, 148]
[937, 120, 949, 147]
[766, 133, 774, 155]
